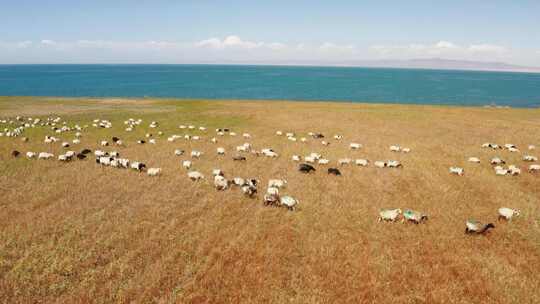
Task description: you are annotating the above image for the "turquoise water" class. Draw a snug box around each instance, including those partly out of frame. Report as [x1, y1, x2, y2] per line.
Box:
[0, 64, 539, 107]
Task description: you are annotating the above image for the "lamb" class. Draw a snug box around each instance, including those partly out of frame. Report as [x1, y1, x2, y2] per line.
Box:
[299, 163, 316, 173]
[149, 139, 156, 144]
[191, 150, 202, 158]
[338, 158, 352, 165]
[402, 148, 411, 153]
[528, 164, 540, 173]
[402, 209, 428, 224]
[100, 140, 109, 146]
[498, 207, 520, 221]
[147, 168, 162, 176]
[182, 160, 192, 169]
[523, 155, 538, 162]
[268, 179, 287, 189]
[292, 155, 301, 162]
[188, 171, 204, 181]
[355, 159, 369, 166]
[389, 145, 401, 152]
[26, 151, 36, 158]
[72, 139, 81, 144]
[468, 157, 481, 163]
[38, 152, 54, 159]
[449, 167, 464, 176]
[465, 220, 495, 234]
[217, 147, 226, 155]
[350, 143, 362, 150]
[61, 142, 70, 148]
[280, 196, 299, 211]
[378, 209, 402, 222]
[214, 175, 229, 190]
[328, 168, 341, 176]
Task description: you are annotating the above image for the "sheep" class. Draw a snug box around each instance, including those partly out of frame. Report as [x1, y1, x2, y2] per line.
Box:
[529, 145, 536, 150]
[232, 155, 246, 161]
[191, 150, 202, 158]
[26, 151, 36, 158]
[11, 150, 21, 158]
[276, 131, 283, 136]
[72, 139, 81, 144]
[243, 133, 251, 139]
[387, 160, 402, 168]
[280, 196, 299, 211]
[490, 157, 505, 165]
[97, 156, 113, 166]
[318, 158, 330, 165]
[109, 151, 120, 157]
[528, 164, 540, 173]
[498, 207, 520, 221]
[217, 147, 226, 155]
[100, 140, 109, 146]
[233, 177, 245, 186]
[328, 168, 341, 176]
[182, 160, 192, 169]
[236, 144, 250, 152]
[175, 149, 185, 156]
[304, 156, 316, 163]
[62, 142, 70, 148]
[38, 152, 54, 159]
[149, 139, 156, 144]
[378, 209, 402, 222]
[374, 161, 386, 168]
[389, 145, 401, 152]
[292, 155, 301, 162]
[137, 140, 146, 144]
[229, 132, 237, 136]
[350, 143, 362, 150]
[241, 179, 258, 197]
[355, 159, 369, 166]
[508, 165, 521, 176]
[288, 136, 297, 142]
[449, 167, 464, 176]
[262, 149, 278, 158]
[264, 187, 280, 206]
[211, 137, 218, 143]
[130, 162, 146, 171]
[504, 143, 517, 150]
[214, 175, 229, 190]
[94, 150, 107, 157]
[299, 163, 316, 173]
[465, 220, 495, 234]
[76, 153, 87, 160]
[468, 157, 481, 163]
[188, 171, 204, 181]
[21, 137, 29, 142]
[147, 168, 162, 176]
[334, 135, 343, 140]
[311, 132, 324, 139]
[338, 158, 352, 165]
[268, 179, 287, 189]
[508, 147, 519, 153]
[495, 168, 508, 176]
[523, 155, 538, 162]
[402, 147, 411, 153]
[402, 209, 428, 224]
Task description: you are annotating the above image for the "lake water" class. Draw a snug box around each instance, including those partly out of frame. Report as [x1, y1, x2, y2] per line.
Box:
[0, 64, 539, 107]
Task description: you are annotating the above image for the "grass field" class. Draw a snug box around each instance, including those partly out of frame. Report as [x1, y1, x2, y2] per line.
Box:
[0, 96, 539, 303]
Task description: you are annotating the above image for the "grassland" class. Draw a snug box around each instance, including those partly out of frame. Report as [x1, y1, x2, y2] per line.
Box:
[0, 96, 539, 303]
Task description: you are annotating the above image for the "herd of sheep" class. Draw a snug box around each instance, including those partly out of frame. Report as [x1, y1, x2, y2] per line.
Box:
[2, 114, 537, 234]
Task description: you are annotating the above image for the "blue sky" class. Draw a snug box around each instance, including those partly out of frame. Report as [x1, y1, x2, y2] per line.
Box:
[1, 0, 539, 65]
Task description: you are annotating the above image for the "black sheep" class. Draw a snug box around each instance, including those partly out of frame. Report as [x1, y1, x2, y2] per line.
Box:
[11, 150, 21, 158]
[328, 168, 342, 176]
[299, 163, 316, 173]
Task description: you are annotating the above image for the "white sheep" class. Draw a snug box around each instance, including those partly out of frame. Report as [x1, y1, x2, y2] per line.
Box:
[495, 168, 508, 176]
[334, 135, 343, 140]
[268, 179, 287, 189]
[355, 159, 369, 166]
[508, 165, 521, 176]
[389, 145, 401, 152]
[523, 155, 538, 162]
[321, 141, 330, 146]
[211, 137, 217, 143]
[276, 131, 283, 136]
[528, 145, 536, 150]
[318, 158, 330, 165]
[212, 169, 223, 176]
[350, 143, 362, 150]
[38, 152, 54, 159]
[402, 147, 411, 153]
[26, 152, 36, 158]
[191, 150, 202, 158]
[374, 161, 386, 168]
[182, 160, 192, 169]
[149, 139, 156, 144]
[280, 196, 298, 211]
[243, 133, 251, 138]
[449, 167, 464, 176]
[217, 147, 226, 155]
[490, 157, 505, 165]
[292, 155, 301, 162]
[338, 158, 352, 165]
[529, 164, 540, 173]
[214, 175, 229, 190]
[468, 157, 481, 163]
[498, 207, 520, 221]
[387, 160, 402, 168]
[188, 171, 204, 181]
[174, 149, 184, 156]
[233, 177, 245, 186]
[147, 168, 162, 176]
[100, 140, 109, 146]
[378, 208, 402, 222]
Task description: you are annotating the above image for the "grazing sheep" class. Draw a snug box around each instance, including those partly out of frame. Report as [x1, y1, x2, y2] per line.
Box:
[38, 152, 54, 159]
[355, 159, 369, 166]
[328, 168, 341, 176]
[175, 149, 185, 156]
[11, 150, 20, 157]
[191, 150, 202, 158]
[449, 167, 464, 176]
[212, 169, 223, 176]
[292, 155, 301, 162]
[528, 164, 540, 173]
[402, 147, 411, 153]
[389, 145, 401, 152]
[26, 151, 36, 158]
[338, 158, 352, 165]
[468, 157, 481, 163]
[264, 187, 280, 206]
[280, 196, 299, 211]
[268, 179, 287, 189]
[378, 209, 402, 222]
[498, 207, 520, 221]
[528, 145, 536, 150]
[137, 140, 146, 144]
[182, 160, 192, 169]
[100, 140, 109, 146]
[495, 168, 508, 176]
[318, 158, 330, 165]
[147, 168, 162, 176]
[233, 177, 245, 186]
[241, 179, 258, 197]
[214, 175, 229, 190]
[490, 157, 505, 165]
[312, 132, 324, 139]
[374, 161, 386, 168]
[211, 137, 218, 143]
[403, 209, 428, 224]
[217, 147, 226, 155]
[508, 165, 521, 176]
[188, 171, 204, 181]
[300, 137, 307, 142]
[276, 131, 283, 136]
[523, 155, 538, 162]
[72, 139, 81, 144]
[130, 162, 146, 171]
[333, 135, 343, 140]
[304, 156, 316, 163]
[76, 153, 87, 160]
[350, 143, 362, 150]
[321, 141, 330, 146]
[299, 163, 316, 173]
[387, 160, 402, 168]
[465, 220, 495, 234]
[243, 133, 251, 139]
[149, 139, 156, 144]
[62, 142, 70, 148]
[262, 149, 278, 158]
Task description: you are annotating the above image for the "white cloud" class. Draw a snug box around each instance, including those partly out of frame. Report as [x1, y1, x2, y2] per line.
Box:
[319, 42, 355, 52]
[435, 41, 458, 49]
[468, 44, 507, 54]
[195, 35, 281, 50]
[40, 39, 56, 45]
[370, 41, 509, 60]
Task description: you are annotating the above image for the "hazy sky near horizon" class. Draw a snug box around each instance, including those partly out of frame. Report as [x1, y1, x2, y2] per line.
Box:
[1, 0, 539, 65]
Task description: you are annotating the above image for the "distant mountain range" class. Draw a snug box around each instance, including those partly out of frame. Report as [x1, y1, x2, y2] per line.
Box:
[216, 58, 540, 73]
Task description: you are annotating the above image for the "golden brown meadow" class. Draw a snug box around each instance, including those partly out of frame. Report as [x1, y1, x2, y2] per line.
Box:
[0, 96, 539, 303]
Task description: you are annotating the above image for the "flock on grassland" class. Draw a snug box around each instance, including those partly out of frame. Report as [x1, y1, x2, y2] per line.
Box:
[2, 114, 538, 234]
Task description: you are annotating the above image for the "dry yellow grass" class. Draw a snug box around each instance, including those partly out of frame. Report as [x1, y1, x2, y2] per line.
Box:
[0, 96, 539, 303]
